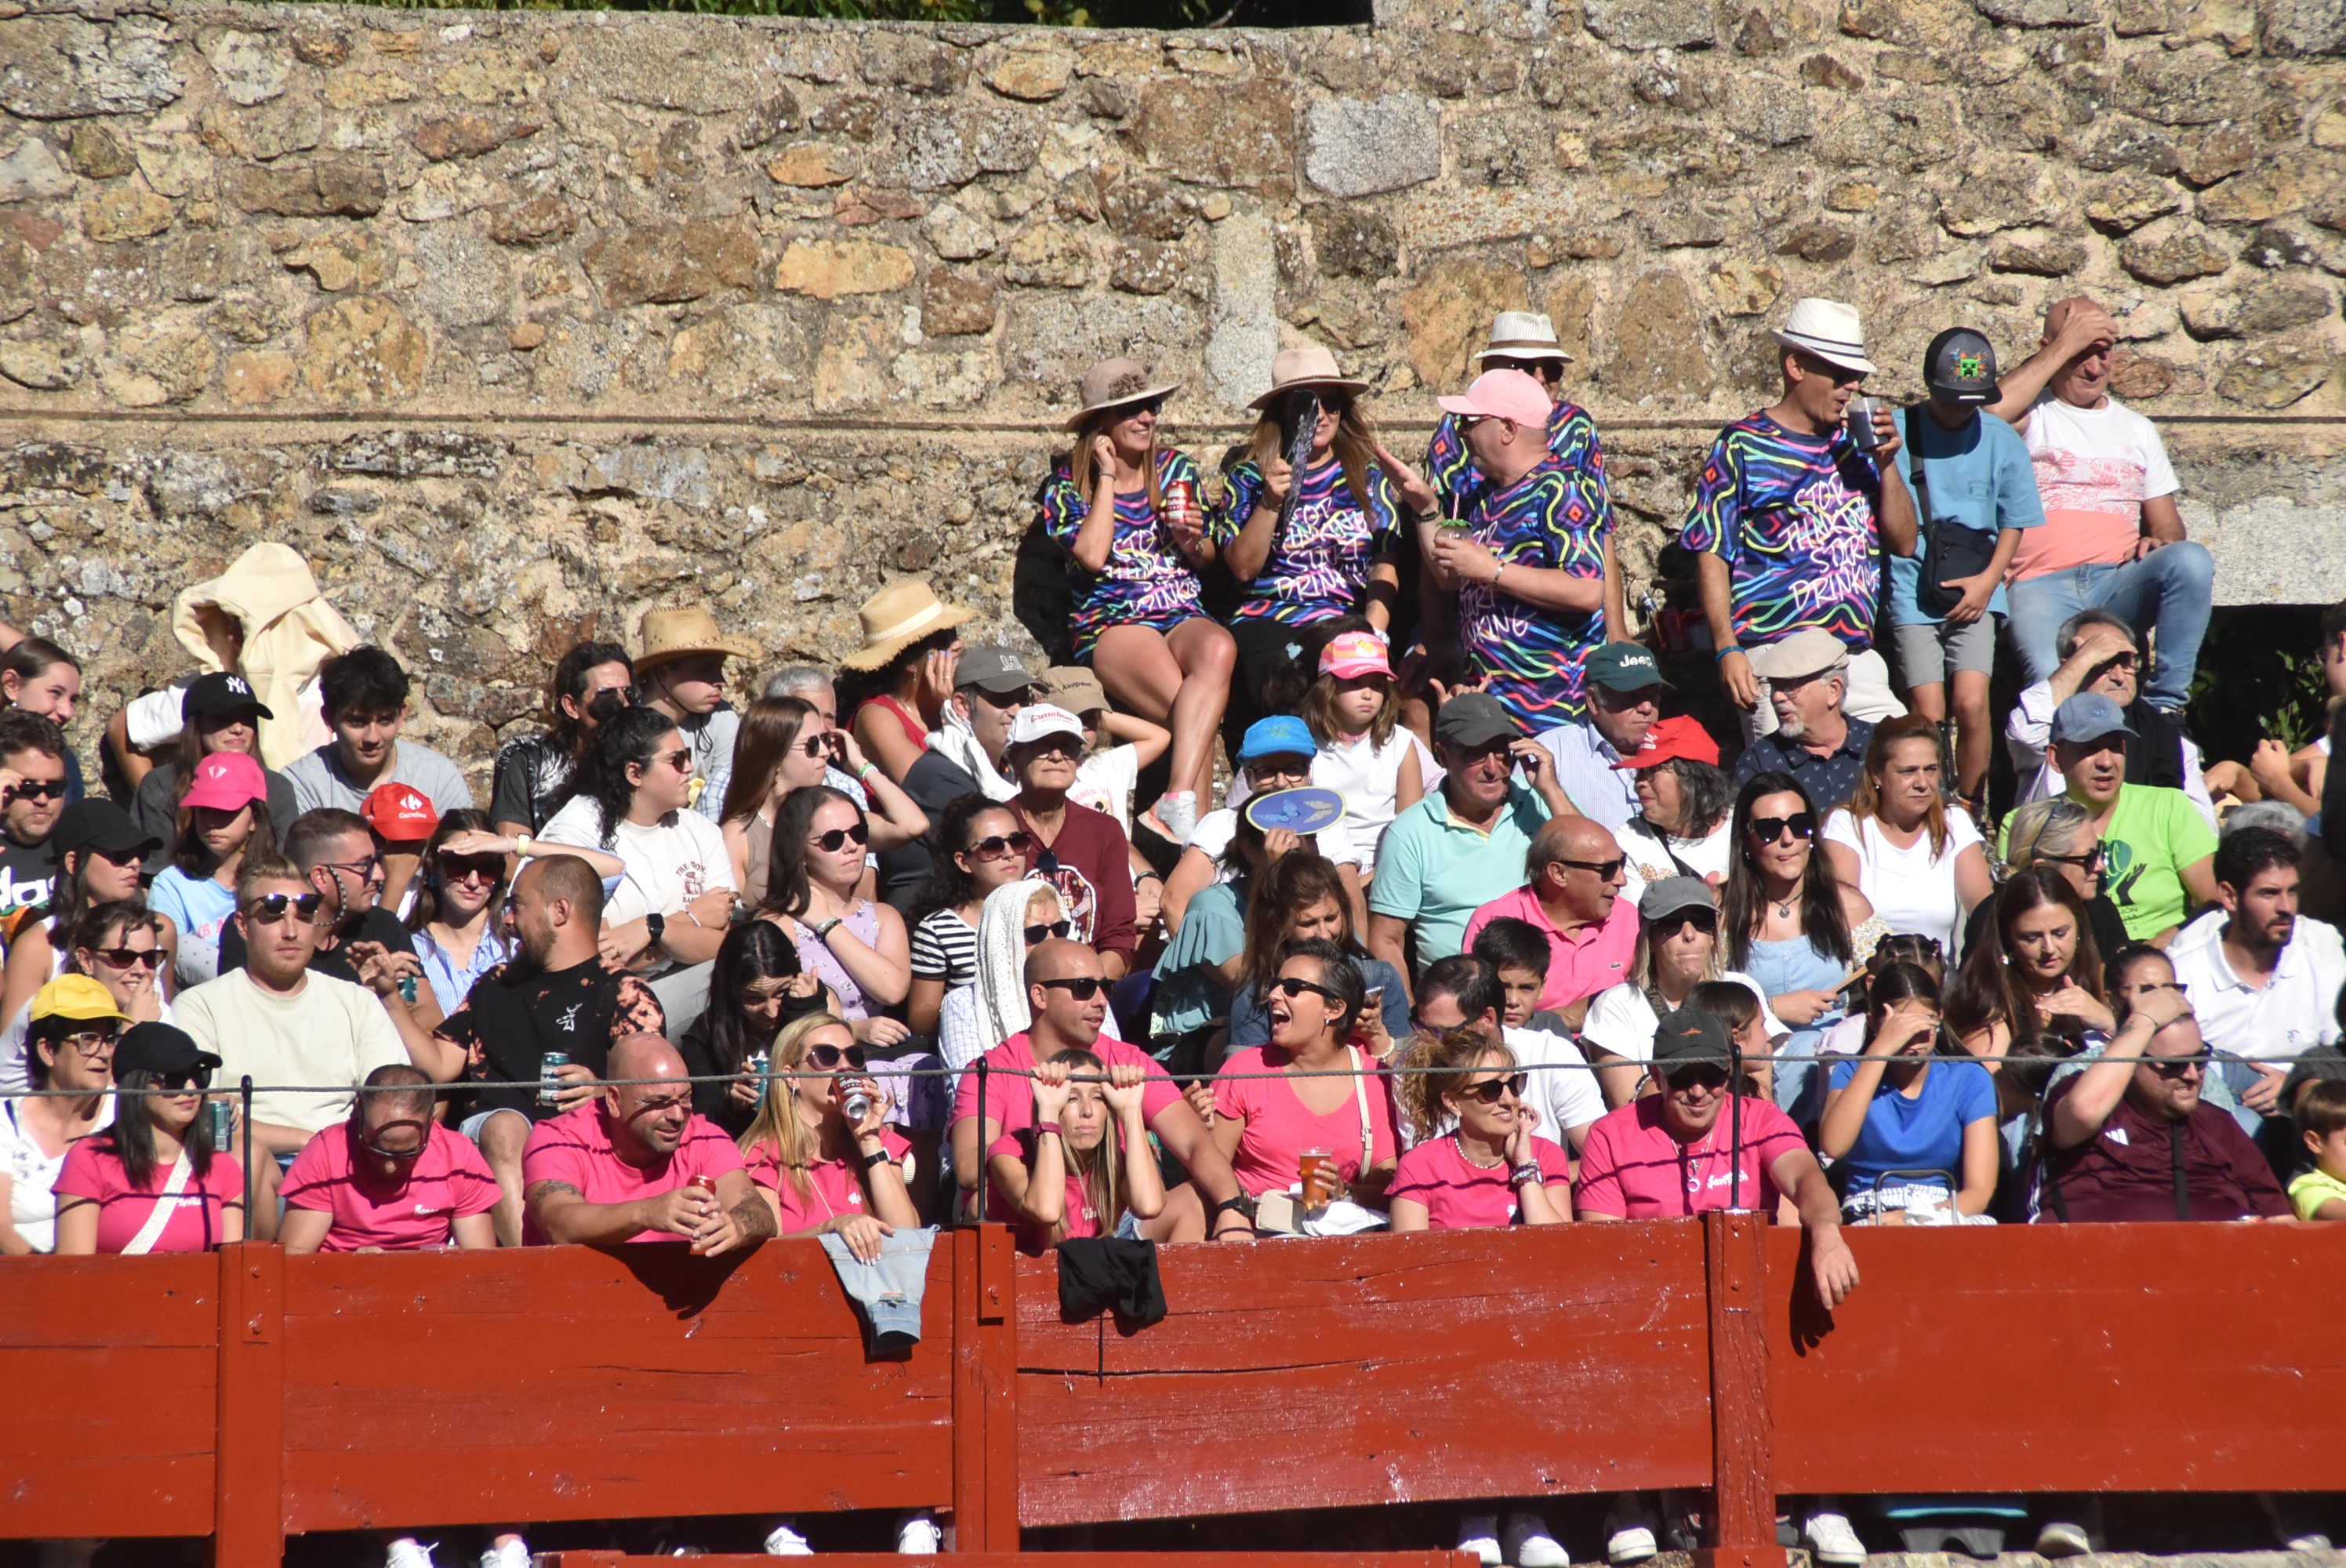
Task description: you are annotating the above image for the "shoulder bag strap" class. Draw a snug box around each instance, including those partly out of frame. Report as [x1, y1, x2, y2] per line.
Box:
[120, 1149, 194, 1257]
[1349, 1045, 1374, 1175]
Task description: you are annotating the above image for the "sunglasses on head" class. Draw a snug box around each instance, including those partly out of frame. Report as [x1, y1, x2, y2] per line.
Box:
[1746, 812, 1818, 844]
[807, 1043, 869, 1071]
[1039, 976, 1106, 1001]
[361, 1124, 429, 1160]
[245, 892, 323, 924]
[92, 946, 162, 970]
[2149, 1051, 2208, 1080]
[1666, 1064, 1730, 1092]
[1461, 1072, 1530, 1105]
[1271, 975, 1343, 1003]
[9, 779, 66, 801]
[968, 831, 1036, 859]
[810, 821, 870, 853]
[1023, 919, 1073, 945]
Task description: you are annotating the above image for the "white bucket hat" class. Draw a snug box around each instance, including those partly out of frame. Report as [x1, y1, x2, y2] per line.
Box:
[1475, 310, 1573, 365]
[1769, 297, 1877, 376]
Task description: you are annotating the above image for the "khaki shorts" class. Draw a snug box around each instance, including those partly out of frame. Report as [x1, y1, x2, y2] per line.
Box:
[1890, 614, 2001, 688]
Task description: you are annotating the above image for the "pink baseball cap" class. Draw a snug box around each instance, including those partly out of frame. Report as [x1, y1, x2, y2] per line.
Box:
[1319, 630, 1392, 681]
[181, 751, 267, 813]
[1436, 368, 1551, 428]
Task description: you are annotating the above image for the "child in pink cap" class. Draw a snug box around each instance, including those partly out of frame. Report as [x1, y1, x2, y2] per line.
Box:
[150, 752, 273, 988]
[1300, 624, 1428, 877]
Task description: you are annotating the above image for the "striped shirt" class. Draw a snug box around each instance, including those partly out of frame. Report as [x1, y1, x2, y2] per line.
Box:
[910, 908, 981, 989]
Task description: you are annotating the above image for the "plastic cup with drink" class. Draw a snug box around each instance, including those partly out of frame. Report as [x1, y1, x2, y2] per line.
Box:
[1298, 1147, 1335, 1212]
[1844, 395, 1888, 452]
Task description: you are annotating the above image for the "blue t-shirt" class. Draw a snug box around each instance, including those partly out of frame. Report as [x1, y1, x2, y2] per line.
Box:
[1680, 412, 1883, 650]
[1886, 408, 2044, 627]
[148, 866, 238, 988]
[1214, 456, 1403, 625]
[1149, 880, 1247, 1040]
[1825, 1054, 1998, 1195]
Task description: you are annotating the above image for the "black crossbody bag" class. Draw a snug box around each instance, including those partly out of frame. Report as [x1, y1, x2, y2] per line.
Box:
[1908, 405, 1999, 620]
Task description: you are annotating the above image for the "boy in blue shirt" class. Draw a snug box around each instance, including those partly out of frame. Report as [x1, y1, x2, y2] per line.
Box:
[1888, 328, 2046, 811]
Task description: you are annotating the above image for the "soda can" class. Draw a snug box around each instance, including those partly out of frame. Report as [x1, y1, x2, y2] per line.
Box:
[539, 1051, 569, 1106]
[746, 1048, 771, 1084]
[397, 975, 419, 1007]
[206, 1098, 234, 1149]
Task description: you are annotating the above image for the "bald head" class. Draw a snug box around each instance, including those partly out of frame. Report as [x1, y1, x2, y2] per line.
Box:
[1025, 936, 1106, 1048]
[521, 851, 605, 921]
[1023, 936, 1099, 989]
[2044, 295, 2100, 339]
[608, 1032, 684, 1083]
[604, 1032, 695, 1158]
[1533, 815, 1626, 923]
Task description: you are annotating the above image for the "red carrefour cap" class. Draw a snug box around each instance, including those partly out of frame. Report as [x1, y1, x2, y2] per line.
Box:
[362, 782, 439, 842]
[1612, 714, 1721, 771]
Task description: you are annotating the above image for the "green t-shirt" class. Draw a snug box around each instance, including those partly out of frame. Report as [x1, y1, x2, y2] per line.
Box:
[1368, 783, 1554, 963]
[2096, 783, 2216, 940]
[2288, 1167, 2346, 1221]
[1150, 880, 1247, 1040]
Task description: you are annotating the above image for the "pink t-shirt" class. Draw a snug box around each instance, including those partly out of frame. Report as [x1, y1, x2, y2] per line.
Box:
[985, 1127, 1107, 1254]
[1387, 1133, 1573, 1229]
[53, 1139, 243, 1254]
[1462, 886, 1640, 1013]
[282, 1121, 500, 1251]
[745, 1126, 910, 1233]
[1573, 1095, 1805, 1219]
[949, 1030, 1180, 1138]
[518, 1102, 747, 1246]
[1211, 1046, 1401, 1198]
[2013, 393, 2178, 580]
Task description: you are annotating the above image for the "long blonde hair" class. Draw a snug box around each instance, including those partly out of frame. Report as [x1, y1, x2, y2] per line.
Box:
[1245, 393, 1380, 530]
[1066, 408, 1167, 521]
[1043, 1046, 1124, 1236]
[737, 1011, 853, 1204]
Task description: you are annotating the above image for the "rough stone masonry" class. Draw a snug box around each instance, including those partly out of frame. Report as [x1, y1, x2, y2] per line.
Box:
[0, 0, 2341, 783]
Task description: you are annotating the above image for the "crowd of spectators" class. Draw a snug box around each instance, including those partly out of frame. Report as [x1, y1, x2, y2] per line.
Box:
[2, 295, 2341, 1568]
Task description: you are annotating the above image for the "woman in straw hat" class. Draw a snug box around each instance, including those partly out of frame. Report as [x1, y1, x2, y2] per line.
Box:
[840, 579, 973, 788]
[1214, 345, 1421, 750]
[1040, 359, 1233, 847]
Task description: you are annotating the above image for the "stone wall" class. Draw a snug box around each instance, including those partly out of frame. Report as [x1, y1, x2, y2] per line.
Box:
[0, 0, 2341, 779]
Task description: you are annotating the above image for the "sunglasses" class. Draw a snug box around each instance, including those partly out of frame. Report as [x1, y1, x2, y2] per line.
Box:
[968, 831, 1037, 859]
[1666, 1065, 1730, 1092]
[92, 946, 162, 970]
[1271, 975, 1344, 1003]
[2042, 847, 2106, 870]
[245, 892, 323, 924]
[659, 748, 694, 774]
[810, 822, 870, 853]
[361, 1128, 429, 1161]
[1461, 1073, 1530, 1105]
[1746, 813, 1818, 844]
[807, 1044, 869, 1070]
[1652, 909, 1719, 938]
[2149, 1051, 2209, 1080]
[89, 846, 143, 868]
[441, 855, 503, 884]
[9, 779, 66, 801]
[1023, 919, 1073, 945]
[1038, 976, 1106, 1001]
[157, 1069, 212, 1093]
[1557, 856, 1626, 880]
[794, 735, 830, 758]
[2093, 652, 2140, 670]
[1121, 396, 1167, 418]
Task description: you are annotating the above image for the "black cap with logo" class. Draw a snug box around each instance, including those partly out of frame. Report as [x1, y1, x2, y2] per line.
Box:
[1924, 327, 2000, 406]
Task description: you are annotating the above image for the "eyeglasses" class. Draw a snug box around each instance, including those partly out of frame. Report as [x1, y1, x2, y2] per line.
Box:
[1745, 813, 1817, 844]
[9, 779, 66, 801]
[2149, 1051, 2208, 1080]
[1665, 1064, 1730, 1092]
[1652, 909, 1719, 938]
[968, 831, 1036, 859]
[360, 1126, 429, 1161]
[245, 892, 323, 924]
[659, 748, 694, 774]
[440, 855, 503, 884]
[1038, 976, 1106, 1001]
[1023, 919, 1073, 945]
[1271, 975, 1344, 1004]
[809, 822, 870, 853]
[318, 855, 383, 884]
[807, 1044, 870, 1070]
[1556, 856, 1626, 880]
[58, 1029, 118, 1056]
[1461, 1073, 1530, 1105]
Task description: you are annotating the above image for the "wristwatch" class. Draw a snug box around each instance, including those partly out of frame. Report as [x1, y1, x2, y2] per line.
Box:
[1509, 1163, 1544, 1188]
[860, 1148, 895, 1171]
[645, 911, 666, 953]
[815, 916, 844, 940]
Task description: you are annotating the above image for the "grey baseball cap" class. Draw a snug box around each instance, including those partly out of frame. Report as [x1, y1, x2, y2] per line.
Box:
[954, 646, 1038, 696]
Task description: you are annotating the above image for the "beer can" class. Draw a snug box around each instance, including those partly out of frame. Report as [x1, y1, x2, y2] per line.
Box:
[746, 1048, 771, 1083]
[539, 1050, 569, 1106]
[206, 1098, 234, 1149]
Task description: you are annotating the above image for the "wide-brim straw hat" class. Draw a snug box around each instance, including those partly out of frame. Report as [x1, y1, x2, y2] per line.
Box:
[839, 579, 974, 672]
[636, 606, 761, 670]
[1475, 310, 1573, 365]
[1064, 358, 1181, 432]
[1768, 297, 1878, 376]
[1247, 345, 1370, 412]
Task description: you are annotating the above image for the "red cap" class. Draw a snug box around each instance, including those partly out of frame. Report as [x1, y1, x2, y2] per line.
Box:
[361, 782, 439, 842]
[1612, 714, 1720, 771]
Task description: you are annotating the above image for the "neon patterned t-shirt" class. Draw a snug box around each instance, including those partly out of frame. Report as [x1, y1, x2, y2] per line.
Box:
[1680, 412, 1885, 650]
[1214, 456, 1403, 625]
[1425, 397, 1614, 529]
[1036, 449, 1210, 656]
[1457, 457, 1610, 728]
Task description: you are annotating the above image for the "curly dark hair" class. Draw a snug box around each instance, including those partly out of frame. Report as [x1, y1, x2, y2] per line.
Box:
[559, 705, 680, 849]
[911, 793, 1021, 923]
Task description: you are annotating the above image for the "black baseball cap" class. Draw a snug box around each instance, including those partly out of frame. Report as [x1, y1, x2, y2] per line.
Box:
[1433, 692, 1520, 749]
[52, 800, 161, 862]
[113, 1022, 223, 1081]
[1652, 1006, 1734, 1069]
[1924, 328, 2000, 405]
[1585, 641, 1670, 695]
[181, 671, 274, 723]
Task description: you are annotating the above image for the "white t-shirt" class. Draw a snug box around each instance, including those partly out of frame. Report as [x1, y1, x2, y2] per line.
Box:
[1070, 744, 1140, 838]
[1581, 973, 1786, 1065]
[2016, 393, 2179, 579]
[541, 797, 739, 929]
[1612, 815, 1731, 909]
[175, 969, 409, 1135]
[1313, 729, 1416, 866]
[2167, 907, 2346, 1063]
[1188, 805, 1367, 877]
[1821, 807, 1985, 956]
[0, 1094, 113, 1254]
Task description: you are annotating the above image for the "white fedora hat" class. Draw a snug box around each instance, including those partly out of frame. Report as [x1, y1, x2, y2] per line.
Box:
[1475, 310, 1573, 365]
[1769, 297, 1876, 376]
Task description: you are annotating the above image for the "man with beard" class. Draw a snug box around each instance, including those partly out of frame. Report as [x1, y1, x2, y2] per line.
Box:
[437, 853, 666, 1244]
[1730, 630, 1873, 814]
[2168, 826, 2344, 1116]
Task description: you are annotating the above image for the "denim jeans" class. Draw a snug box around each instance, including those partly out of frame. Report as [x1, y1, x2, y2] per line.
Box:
[2004, 541, 2215, 711]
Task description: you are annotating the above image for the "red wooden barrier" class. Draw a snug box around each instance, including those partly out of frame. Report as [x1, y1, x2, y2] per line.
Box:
[544, 1555, 1480, 1566]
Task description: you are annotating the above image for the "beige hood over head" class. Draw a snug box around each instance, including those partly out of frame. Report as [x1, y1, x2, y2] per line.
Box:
[170, 543, 361, 770]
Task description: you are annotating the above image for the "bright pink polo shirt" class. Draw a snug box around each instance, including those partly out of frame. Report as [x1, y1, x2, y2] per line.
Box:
[1462, 886, 1639, 1013]
[518, 1101, 747, 1246]
[949, 1030, 1179, 1138]
[746, 1126, 911, 1234]
[1387, 1133, 1573, 1229]
[1211, 1046, 1400, 1198]
[53, 1140, 245, 1254]
[986, 1127, 1106, 1254]
[1572, 1095, 1805, 1220]
[283, 1120, 499, 1251]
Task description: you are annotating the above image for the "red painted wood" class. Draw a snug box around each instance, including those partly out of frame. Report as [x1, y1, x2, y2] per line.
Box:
[952, 1225, 1022, 1551]
[1765, 1222, 2346, 1494]
[0, 1254, 216, 1540]
[216, 1243, 286, 1568]
[543, 1554, 1483, 1566]
[1698, 1213, 1786, 1568]
[276, 1241, 955, 1532]
[1013, 1225, 1714, 1528]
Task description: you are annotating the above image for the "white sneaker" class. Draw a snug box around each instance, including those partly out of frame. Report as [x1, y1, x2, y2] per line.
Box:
[2036, 1520, 2093, 1558]
[762, 1520, 813, 1555]
[478, 1543, 530, 1568]
[1802, 1509, 1866, 1566]
[2286, 1534, 2336, 1554]
[1457, 1513, 1502, 1567]
[1505, 1511, 1569, 1568]
[895, 1512, 942, 1554]
[387, 1542, 438, 1568]
[1155, 791, 1198, 844]
[1606, 1511, 1660, 1567]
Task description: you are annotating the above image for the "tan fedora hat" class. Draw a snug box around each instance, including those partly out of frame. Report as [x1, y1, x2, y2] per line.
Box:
[1476, 310, 1574, 365]
[635, 605, 761, 671]
[840, 579, 974, 672]
[1247, 344, 1370, 412]
[1064, 358, 1181, 432]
